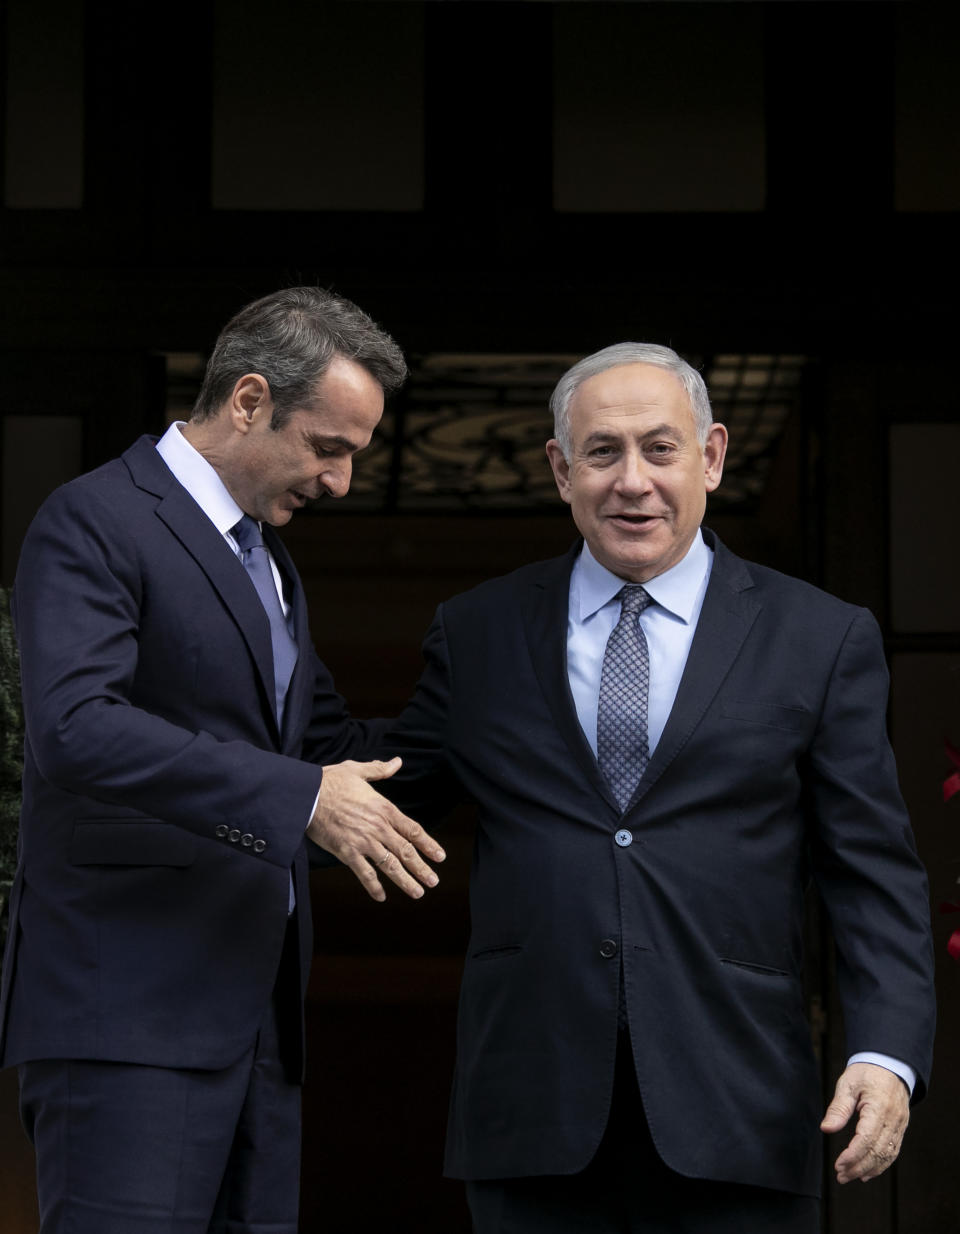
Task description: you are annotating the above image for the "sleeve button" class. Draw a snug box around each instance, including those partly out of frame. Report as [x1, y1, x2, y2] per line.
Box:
[253, 839, 267, 853]
[215, 825, 229, 838]
[240, 833, 254, 847]
[228, 829, 241, 843]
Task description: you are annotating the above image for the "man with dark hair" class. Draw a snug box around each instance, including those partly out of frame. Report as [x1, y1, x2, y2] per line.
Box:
[192, 285, 409, 425]
[1, 286, 444, 1233]
[382, 343, 935, 1233]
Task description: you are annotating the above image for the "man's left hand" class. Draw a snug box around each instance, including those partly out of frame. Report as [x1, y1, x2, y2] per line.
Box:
[820, 1062, 910, 1184]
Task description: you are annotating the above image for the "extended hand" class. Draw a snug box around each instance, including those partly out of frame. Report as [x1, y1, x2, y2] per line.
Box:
[820, 1062, 910, 1184]
[307, 756, 445, 902]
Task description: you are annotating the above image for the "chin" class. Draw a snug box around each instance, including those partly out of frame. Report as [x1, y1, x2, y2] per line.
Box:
[601, 542, 661, 577]
[606, 543, 672, 581]
[614, 563, 658, 583]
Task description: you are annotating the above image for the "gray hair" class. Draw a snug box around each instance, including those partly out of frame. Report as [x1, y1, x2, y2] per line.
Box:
[549, 342, 713, 458]
[192, 286, 407, 427]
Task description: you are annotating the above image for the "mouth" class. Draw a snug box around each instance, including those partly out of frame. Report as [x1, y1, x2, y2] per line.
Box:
[606, 512, 661, 530]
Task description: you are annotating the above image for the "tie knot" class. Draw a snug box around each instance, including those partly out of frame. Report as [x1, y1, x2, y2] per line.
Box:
[617, 584, 650, 616]
[231, 515, 264, 554]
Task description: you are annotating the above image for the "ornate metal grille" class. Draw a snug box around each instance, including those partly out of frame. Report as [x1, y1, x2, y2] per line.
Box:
[164, 351, 808, 513]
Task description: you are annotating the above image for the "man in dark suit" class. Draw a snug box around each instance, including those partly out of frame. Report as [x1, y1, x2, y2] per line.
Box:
[0, 286, 445, 1233]
[382, 343, 936, 1232]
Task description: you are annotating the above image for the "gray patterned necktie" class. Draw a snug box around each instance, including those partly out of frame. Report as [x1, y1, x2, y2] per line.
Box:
[231, 515, 299, 728]
[597, 584, 653, 812]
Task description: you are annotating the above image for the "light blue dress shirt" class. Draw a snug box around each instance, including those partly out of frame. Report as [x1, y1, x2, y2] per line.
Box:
[567, 533, 712, 759]
[565, 531, 915, 1096]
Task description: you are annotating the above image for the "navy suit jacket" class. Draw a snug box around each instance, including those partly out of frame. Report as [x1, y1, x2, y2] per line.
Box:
[0, 435, 380, 1073]
[381, 531, 936, 1196]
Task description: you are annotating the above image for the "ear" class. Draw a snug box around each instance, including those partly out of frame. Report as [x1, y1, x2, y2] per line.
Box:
[702, 423, 728, 493]
[545, 439, 573, 505]
[229, 374, 272, 433]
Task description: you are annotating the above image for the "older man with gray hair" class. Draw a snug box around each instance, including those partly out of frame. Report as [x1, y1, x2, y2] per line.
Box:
[381, 342, 935, 1233]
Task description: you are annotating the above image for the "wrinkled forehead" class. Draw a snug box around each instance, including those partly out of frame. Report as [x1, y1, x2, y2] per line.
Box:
[569, 364, 696, 436]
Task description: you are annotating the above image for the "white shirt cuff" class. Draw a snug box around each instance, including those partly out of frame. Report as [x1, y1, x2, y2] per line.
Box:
[308, 784, 322, 831]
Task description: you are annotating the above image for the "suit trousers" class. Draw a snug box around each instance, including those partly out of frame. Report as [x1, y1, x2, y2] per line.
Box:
[466, 1034, 820, 1234]
[18, 936, 303, 1234]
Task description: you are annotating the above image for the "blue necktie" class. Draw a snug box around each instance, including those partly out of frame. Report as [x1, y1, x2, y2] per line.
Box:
[597, 585, 652, 813]
[231, 516, 299, 729]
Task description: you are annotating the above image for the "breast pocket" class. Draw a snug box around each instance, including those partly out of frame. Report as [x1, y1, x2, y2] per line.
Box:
[720, 701, 808, 732]
[69, 820, 197, 867]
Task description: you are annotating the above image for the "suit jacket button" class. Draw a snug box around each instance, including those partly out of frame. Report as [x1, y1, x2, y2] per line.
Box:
[240, 833, 254, 847]
[599, 939, 618, 959]
[228, 829, 241, 843]
[253, 839, 267, 853]
[215, 825, 229, 838]
[615, 829, 633, 847]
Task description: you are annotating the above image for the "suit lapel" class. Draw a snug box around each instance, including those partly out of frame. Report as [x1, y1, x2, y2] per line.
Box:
[520, 534, 761, 817]
[124, 437, 281, 740]
[627, 531, 760, 810]
[522, 543, 621, 811]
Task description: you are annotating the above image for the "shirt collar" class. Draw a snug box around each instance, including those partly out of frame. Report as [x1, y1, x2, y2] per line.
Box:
[155, 422, 246, 536]
[572, 532, 712, 624]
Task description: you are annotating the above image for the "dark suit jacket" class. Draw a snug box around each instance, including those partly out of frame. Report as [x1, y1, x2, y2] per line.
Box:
[0, 435, 379, 1074]
[381, 531, 935, 1197]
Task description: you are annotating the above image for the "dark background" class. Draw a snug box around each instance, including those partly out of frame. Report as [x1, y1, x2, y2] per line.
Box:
[1, 2, 958, 1231]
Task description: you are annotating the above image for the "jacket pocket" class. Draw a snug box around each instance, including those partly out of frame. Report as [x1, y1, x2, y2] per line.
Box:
[719, 956, 790, 978]
[69, 821, 197, 867]
[720, 701, 807, 732]
[470, 943, 522, 962]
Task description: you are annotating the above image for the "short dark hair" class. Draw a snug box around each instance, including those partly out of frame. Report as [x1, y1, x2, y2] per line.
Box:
[191, 286, 407, 426]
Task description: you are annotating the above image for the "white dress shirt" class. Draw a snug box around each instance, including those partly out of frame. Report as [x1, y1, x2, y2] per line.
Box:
[565, 530, 915, 1096]
[155, 423, 306, 906]
[156, 422, 290, 616]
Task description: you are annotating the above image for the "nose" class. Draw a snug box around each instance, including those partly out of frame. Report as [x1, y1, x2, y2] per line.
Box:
[614, 450, 654, 496]
[321, 457, 353, 499]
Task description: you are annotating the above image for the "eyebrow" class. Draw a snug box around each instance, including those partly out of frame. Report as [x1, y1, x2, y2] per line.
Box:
[303, 431, 361, 453]
[582, 421, 685, 447]
[639, 421, 685, 440]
